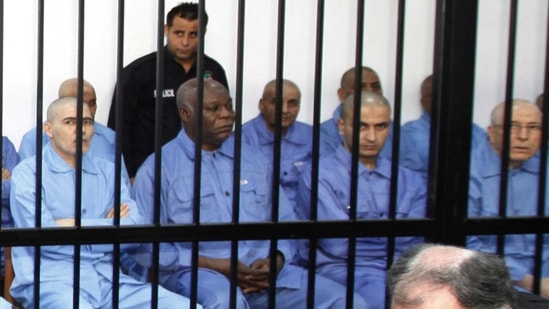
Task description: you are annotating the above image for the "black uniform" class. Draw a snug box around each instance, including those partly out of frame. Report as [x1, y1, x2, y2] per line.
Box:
[108, 46, 229, 177]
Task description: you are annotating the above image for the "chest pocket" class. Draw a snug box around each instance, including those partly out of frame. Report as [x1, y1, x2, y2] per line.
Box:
[239, 179, 269, 222]
[171, 181, 220, 224]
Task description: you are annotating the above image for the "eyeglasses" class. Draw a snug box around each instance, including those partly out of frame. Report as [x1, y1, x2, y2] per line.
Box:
[493, 122, 542, 134]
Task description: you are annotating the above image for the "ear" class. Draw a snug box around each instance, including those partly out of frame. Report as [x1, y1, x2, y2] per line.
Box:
[337, 87, 347, 102]
[164, 24, 170, 37]
[487, 125, 495, 145]
[258, 99, 265, 113]
[44, 122, 53, 139]
[337, 117, 345, 136]
[180, 107, 192, 123]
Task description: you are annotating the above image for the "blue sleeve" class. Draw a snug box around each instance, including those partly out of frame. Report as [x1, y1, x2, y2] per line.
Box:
[2, 137, 19, 226]
[87, 177, 144, 253]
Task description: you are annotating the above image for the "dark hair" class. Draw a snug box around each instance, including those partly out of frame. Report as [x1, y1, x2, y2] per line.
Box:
[166, 2, 208, 27]
[388, 243, 516, 309]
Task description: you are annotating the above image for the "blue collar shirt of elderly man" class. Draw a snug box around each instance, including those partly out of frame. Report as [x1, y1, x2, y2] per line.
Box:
[468, 99, 549, 299]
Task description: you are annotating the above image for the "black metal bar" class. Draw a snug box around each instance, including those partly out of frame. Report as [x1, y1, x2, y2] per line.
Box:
[230, 0, 246, 308]
[266, 0, 286, 308]
[385, 1, 407, 307]
[190, 1, 207, 308]
[431, 0, 478, 245]
[346, 0, 365, 307]
[532, 0, 549, 296]
[151, 0, 166, 308]
[72, 1, 87, 308]
[33, 1, 45, 307]
[3, 217, 549, 246]
[496, 0, 518, 257]
[112, 0, 126, 306]
[306, 0, 325, 307]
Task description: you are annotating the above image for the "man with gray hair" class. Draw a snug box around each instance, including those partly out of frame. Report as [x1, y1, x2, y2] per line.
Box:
[388, 243, 516, 309]
[296, 91, 426, 309]
[468, 99, 549, 304]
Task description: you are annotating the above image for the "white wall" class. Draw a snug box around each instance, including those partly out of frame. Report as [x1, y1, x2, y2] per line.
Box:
[2, 0, 547, 148]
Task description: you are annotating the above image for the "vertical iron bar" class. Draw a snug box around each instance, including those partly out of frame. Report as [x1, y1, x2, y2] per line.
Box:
[496, 0, 518, 256]
[268, 0, 286, 307]
[72, 1, 86, 308]
[151, 1, 166, 308]
[191, 1, 206, 308]
[230, 0, 245, 308]
[347, 0, 365, 307]
[430, 0, 478, 245]
[110, 0, 126, 308]
[33, 0, 45, 307]
[386, 0, 406, 307]
[532, 1, 549, 296]
[306, 0, 325, 308]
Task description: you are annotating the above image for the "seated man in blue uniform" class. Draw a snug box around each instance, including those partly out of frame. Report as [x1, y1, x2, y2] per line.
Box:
[297, 91, 426, 309]
[131, 78, 367, 309]
[9, 97, 192, 308]
[400, 75, 486, 182]
[320, 66, 393, 158]
[241, 79, 311, 208]
[108, 2, 229, 182]
[468, 99, 549, 300]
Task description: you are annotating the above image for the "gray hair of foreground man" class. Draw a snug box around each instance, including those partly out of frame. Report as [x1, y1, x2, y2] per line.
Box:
[387, 243, 515, 309]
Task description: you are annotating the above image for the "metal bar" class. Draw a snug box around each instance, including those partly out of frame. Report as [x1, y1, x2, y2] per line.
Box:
[431, 0, 478, 245]
[385, 0, 407, 306]
[230, 0, 246, 308]
[151, 0, 166, 308]
[267, 1, 286, 307]
[190, 1, 207, 308]
[72, 1, 87, 307]
[496, 0, 518, 256]
[306, 0, 325, 307]
[532, 0, 549, 296]
[33, 0, 45, 306]
[346, 0, 365, 306]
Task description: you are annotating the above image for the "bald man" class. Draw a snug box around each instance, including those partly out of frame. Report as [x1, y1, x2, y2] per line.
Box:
[388, 244, 516, 309]
[10, 97, 192, 308]
[319, 66, 393, 159]
[468, 100, 549, 301]
[241, 79, 312, 209]
[17, 78, 141, 279]
[296, 91, 426, 309]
